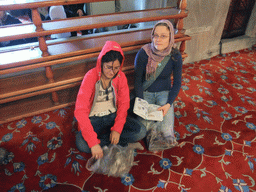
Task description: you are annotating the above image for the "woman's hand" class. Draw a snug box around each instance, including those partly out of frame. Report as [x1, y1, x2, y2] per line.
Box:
[110, 131, 120, 145]
[91, 144, 103, 159]
[158, 103, 171, 116]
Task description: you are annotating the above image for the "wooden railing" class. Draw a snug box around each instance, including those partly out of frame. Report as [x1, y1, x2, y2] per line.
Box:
[0, 0, 190, 124]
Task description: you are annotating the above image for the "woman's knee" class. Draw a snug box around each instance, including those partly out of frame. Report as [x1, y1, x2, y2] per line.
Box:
[164, 104, 174, 120]
[138, 124, 147, 140]
[133, 118, 147, 140]
[75, 131, 91, 153]
[123, 116, 146, 141]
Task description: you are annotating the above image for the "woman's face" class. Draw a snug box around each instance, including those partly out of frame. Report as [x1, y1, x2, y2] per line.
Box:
[152, 25, 170, 51]
[101, 59, 121, 80]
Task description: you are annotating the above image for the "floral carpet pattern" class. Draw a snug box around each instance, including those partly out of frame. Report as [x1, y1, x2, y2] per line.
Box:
[0, 48, 256, 192]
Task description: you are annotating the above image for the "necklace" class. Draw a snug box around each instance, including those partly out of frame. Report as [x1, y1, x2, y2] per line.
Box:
[101, 78, 110, 101]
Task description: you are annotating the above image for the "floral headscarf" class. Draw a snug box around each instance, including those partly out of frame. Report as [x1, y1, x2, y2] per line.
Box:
[142, 20, 175, 79]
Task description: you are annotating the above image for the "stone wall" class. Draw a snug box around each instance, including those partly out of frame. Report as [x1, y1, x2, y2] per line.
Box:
[246, 4, 256, 38]
[182, 0, 256, 64]
[183, 0, 231, 63]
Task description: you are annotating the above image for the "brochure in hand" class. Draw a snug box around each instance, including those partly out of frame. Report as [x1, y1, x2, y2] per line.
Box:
[133, 97, 163, 121]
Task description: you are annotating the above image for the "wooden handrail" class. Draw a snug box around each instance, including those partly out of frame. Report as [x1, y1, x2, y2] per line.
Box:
[0, 7, 187, 42]
[0, 0, 113, 11]
[0, 28, 185, 68]
[0, 27, 184, 53]
[0, 28, 151, 68]
[0, 35, 191, 74]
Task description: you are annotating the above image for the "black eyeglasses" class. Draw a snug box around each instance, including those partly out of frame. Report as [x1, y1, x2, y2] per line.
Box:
[103, 64, 120, 72]
[152, 34, 170, 39]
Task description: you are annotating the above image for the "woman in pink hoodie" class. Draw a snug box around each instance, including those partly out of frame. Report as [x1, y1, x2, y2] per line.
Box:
[75, 41, 146, 159]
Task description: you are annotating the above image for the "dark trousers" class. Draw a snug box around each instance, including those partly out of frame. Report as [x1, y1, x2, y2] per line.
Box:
[76, 113, 146, 153]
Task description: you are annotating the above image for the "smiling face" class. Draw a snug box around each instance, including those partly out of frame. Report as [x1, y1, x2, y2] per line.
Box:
[101, 59, 121, 80]
[152, 25, 170, 51]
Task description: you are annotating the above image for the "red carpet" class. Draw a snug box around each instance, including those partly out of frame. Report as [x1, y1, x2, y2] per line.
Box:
[1, 48, 256, 192]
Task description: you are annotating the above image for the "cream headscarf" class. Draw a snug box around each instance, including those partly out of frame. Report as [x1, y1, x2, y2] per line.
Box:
[142, 20, 175, 80]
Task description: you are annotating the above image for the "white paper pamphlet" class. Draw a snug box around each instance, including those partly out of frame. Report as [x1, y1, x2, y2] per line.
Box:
[133, 97, 163, 121]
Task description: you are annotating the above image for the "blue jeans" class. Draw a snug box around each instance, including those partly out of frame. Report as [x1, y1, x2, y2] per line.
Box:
[76, 113, 146, 153]
[140, 91, 175, 137]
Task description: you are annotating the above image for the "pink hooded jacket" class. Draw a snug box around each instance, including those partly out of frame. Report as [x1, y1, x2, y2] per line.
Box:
[74, 41, 130, 148]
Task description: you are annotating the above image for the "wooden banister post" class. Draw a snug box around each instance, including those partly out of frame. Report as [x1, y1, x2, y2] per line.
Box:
[179, 40, 186, 60]
[177, 19, 183, 35]
[39, 39, 59, 104]
[38, 35, 59, 104]
[177, 0, 187, 34]
[180, 0, 187, 13]
[177, 0, 181, 8]
[45, 66, 59, 104]
[38, 36, 49, 57]
[177, 0, 187, 60]
[32, 8, 59, 105]
[174, 0, 181, 28]
[31, 8, 43, 32]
